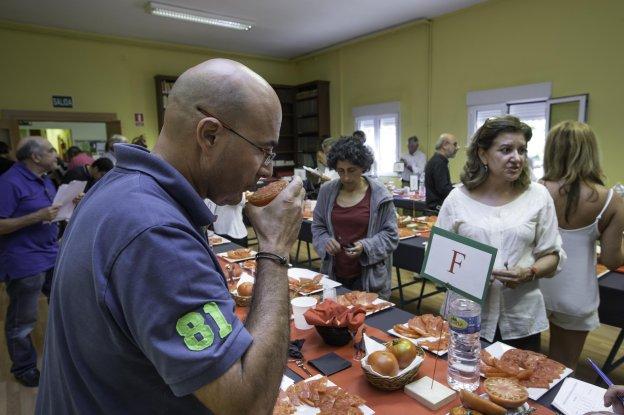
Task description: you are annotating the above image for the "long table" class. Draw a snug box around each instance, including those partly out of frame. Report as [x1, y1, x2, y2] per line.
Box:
[293, 221, 624, 379]
[214, 235, 624, 411]
[212, 241, 557, 414]
[392, 196, 429, 213]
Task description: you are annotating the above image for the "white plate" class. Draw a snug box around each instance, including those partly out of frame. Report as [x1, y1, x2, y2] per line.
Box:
[398, 231, 419, 240]
[217, 250, 257, 263]
[287, 268, 341, 295]
[208, 236, 230, 246]
[481, 341, 573, 401]
[337, 296, 394, 316]
[388, 323, 448, 356]
[362, 299, 394, 316]
[279, 374, 374, 415]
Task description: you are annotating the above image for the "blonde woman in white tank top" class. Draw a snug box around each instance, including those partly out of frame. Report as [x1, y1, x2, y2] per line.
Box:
[540, 121, 624, 370]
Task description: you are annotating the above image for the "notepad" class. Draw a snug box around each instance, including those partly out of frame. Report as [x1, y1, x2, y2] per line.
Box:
[551, 377, 613, 415]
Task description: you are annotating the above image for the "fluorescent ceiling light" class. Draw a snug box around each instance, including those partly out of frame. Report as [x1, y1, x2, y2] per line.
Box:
[147, 2, 253, 31]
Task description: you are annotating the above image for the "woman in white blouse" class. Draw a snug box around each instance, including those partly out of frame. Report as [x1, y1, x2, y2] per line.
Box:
[437, 115, 564, 351]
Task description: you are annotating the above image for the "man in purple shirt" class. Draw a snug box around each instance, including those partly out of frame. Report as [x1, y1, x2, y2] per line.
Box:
[0, 136, 60, 387]
[37, 59, 304, 414]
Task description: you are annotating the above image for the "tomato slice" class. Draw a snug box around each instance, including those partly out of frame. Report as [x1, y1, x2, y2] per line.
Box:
[484, 377, 529, 409]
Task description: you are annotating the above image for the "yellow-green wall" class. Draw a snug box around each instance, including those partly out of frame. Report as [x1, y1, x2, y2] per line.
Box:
[430, 0, 624, 185]
[2, 0, 624, 184]
[0, 23, 297, 147]
[295, 0, 624, 185]
[295, 22, 431, 155]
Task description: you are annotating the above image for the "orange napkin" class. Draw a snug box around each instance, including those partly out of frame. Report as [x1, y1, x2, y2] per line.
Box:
[304, 299, 366, 331]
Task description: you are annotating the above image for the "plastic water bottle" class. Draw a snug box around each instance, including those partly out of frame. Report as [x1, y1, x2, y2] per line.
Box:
[446, 298, 481, 392]
[418, 173, 426, 198]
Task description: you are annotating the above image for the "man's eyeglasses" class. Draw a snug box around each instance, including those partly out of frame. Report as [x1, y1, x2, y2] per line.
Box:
[196, 107, 276, 167]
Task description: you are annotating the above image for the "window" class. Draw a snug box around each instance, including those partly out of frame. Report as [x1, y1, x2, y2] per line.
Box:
[353, 102, 400, 176]
[509, 102, 547, 179]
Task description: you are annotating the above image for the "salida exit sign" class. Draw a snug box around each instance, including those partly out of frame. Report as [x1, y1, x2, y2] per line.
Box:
[52, 95, 73, 108]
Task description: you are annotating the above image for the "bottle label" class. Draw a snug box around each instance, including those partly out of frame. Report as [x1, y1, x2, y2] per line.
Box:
[449, 315, 480, 334]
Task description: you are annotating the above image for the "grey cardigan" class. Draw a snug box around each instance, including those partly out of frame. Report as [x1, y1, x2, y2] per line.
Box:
[311, 176, 399, 299]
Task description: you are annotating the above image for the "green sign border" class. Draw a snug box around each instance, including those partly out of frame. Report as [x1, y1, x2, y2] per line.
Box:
[420, 226, 497, 304]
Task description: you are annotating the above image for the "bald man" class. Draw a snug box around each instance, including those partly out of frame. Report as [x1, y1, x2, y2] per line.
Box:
[0, 137, 60, 387]
[424, 133, 459, 209]
[36, 59, 304, 414]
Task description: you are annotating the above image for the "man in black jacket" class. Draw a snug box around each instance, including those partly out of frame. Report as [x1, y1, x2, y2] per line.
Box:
[424, 133, 458, 210]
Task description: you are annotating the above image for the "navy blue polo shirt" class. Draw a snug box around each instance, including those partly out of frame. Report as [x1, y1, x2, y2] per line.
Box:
[36, 145, 253, 414]
[0, 162, 58, 281]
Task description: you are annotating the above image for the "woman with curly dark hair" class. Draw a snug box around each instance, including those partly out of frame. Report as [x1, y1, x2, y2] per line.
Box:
[436, 115, 564, 351]
[311, 138, 398, 298]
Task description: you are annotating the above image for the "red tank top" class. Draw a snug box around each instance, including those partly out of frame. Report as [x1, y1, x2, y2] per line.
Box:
[331, 186, 371, 279]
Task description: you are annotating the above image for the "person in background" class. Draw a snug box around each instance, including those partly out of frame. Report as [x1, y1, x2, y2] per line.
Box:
[36, 59, 303, 414]
[539, 121, 624, 370]
[101, 134, 128, 165]
[205, 197, 248, 247]
[436, 116, 563, 351]
[400, 135, 427, 187]
[132, 134, 148, 148]
[353, 130, 379, 177]
[312, 137, 399, 299]
[316, 137, 340, 182]
[0, 137, 60, 387]
[63, 157, 114, 192]
[0, 142, 15, 175]
[66, 145, 95, 171]
[424, 133, 459, 210]
[352, 130, 366, 143]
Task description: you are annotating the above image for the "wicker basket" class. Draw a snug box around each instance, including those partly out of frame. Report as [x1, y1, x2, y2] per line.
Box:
[315, 325, 352, 346]
[231, 291, 252, 307]
[361, 345, 425, 391]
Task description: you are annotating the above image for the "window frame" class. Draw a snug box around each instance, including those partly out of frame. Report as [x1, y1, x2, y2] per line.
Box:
[545, 94, 588, 129]
[352, 101, 401, 176]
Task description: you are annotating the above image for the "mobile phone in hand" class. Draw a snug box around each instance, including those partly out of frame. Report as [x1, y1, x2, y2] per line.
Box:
[343, 243, 356, 253]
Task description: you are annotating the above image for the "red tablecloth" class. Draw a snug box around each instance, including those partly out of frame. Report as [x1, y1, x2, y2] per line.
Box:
[237, 305, 554, 415]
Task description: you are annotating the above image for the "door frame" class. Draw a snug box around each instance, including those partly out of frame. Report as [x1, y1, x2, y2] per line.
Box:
[0, 109, 121, 151]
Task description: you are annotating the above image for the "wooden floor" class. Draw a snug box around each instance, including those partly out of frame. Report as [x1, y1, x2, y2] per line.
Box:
[0, 238, 621, 414]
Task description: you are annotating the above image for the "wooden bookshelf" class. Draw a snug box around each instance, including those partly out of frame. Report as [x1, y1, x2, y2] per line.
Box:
[153, 76, 329, 176]
[154, 75, 178, 133]
[294, 81, 330, 168]
[272, 84, 296, 177]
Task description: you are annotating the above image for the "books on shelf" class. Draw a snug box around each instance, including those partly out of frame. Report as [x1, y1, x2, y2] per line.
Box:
[297, 118, 318, 134]
[295, 89, 317, 100]
[296, 99, 317, 116]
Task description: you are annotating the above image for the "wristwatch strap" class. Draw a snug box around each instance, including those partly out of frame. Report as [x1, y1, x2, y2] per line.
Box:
[255, 251, 289, 266]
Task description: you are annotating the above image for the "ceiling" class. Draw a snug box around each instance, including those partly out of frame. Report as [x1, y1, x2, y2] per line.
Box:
[0, 0, 485, 59]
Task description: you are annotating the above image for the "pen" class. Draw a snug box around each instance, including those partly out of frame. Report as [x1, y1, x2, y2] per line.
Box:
[586, 358, 624, 406]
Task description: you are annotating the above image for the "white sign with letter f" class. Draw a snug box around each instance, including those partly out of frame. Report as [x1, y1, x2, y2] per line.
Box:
[420, 226, 497, 304]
